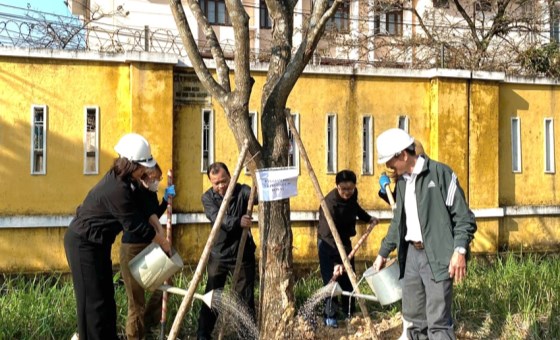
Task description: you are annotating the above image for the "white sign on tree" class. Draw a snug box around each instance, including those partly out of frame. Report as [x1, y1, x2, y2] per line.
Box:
[255, 167, 299, 201]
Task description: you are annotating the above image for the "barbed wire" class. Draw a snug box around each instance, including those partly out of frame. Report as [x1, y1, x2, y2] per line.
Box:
[0, 2, 558, 76]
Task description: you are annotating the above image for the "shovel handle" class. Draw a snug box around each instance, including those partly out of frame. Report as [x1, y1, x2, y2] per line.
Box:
[329, 219, 377, 283]
[381, 171, 396, 210]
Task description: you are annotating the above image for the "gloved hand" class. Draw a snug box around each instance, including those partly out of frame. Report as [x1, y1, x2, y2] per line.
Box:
[164, 185, 176, 201]
[379, 174, 390, 194]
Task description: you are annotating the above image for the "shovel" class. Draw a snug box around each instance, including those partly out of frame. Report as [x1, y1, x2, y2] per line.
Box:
[329, 219, 377, 283]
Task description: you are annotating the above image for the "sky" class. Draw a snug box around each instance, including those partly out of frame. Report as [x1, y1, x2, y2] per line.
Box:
[1, 0, 72, 18]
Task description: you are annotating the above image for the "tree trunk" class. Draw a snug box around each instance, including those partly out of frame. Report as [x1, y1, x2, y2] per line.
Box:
[258, 200, 294, 338]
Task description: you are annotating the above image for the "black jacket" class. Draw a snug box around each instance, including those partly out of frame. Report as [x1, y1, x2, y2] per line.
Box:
[202, 183, 256, 263]
[122, 188, 167, 244]
[68, 170, 156, 245]
[318, 188, 371, 249]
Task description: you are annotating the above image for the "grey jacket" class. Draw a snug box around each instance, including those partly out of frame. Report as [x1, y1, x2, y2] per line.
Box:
[378, 156, 477, 282]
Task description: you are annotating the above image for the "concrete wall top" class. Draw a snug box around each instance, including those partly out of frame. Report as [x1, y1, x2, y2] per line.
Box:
[0, 47, 178, 64]
[3, 48, 559, 85]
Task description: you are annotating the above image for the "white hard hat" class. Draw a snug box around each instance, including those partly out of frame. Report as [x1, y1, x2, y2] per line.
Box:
[114, 133, 157, 167]
[376, 128, 415, 164]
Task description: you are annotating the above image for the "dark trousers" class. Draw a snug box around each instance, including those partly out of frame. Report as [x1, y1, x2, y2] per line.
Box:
[318, 239, 355, 319]
[197, 256, 256, 339]
[403, 243, 455, 340]
[64, 229, 118, 340]
[120, 243, 163, 340]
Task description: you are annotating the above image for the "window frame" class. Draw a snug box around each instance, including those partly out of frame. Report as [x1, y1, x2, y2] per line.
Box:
[544, 118, 555, 173]
[327, 0, 350, 32]
[374, 7, 403, 36]
[511, 117, 522, 173]
[362, 115, 373, 175]
[287, 113, 300, 172]
[200, 0, 231, 26]
[201, 108, 214, 173]
[83, 106, 100, 175]
[433, 0, 449, 8]
[30, 104, 47, 175]
[398, 115, 409, 133]
[246, 111, 258, 174]
[326, 113, 338, 174]
[259, 0, 272, 29]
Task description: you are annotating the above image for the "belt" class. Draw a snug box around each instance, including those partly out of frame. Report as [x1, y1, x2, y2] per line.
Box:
[410, 241, 424, 250]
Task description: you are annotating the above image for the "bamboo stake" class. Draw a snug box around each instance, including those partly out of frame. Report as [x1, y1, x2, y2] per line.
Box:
[160, 169, 174, 340]
[167, 140, 250, 340]
[285, 110, 378, 340]
[217, 183, 257, 340]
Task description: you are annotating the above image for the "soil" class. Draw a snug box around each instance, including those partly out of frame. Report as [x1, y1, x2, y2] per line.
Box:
[291, 313, 405, 340]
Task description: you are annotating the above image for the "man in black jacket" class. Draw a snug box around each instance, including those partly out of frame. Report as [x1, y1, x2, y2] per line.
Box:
[318, 170, 377, 328]
[197, 162, 256, 340]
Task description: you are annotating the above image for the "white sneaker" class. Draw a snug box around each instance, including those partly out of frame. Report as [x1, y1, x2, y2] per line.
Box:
[70, 333, 79, 340]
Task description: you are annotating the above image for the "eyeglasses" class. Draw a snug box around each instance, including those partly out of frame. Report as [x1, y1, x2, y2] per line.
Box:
[337, 186, 355, 193]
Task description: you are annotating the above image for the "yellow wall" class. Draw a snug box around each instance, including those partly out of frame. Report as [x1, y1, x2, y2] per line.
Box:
[0, 55, 173, 272]
[499, 84, 560, 206]
[1, 54, 560, 273]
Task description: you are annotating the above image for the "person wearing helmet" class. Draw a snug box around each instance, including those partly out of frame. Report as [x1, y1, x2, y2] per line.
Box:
[119, 163, 176, 340]
[372, 128, 477, 339]
[64, 133, 171, 340]
[378, 140, 426, 206]
[317, 170, 378, 328]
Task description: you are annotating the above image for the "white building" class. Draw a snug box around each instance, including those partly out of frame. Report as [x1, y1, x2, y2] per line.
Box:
[67, 0, 559, 68]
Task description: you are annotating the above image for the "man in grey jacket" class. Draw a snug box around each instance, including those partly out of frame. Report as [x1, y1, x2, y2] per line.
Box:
[373, 128, 477, 339]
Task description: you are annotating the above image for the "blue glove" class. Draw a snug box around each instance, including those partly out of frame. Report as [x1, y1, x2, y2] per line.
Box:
[164, 185, 176, 201]
[379, 174, 390, 194]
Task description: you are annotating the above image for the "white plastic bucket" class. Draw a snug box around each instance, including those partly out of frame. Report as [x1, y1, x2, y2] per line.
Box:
[128, 243, 183, 291]
[362, 259, 402, 305]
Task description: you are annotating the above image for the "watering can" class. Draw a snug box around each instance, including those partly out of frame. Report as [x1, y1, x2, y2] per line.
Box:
[158, 284, 217, 308]
[332, 259, 402, 306]
[128, 242, 184, 291]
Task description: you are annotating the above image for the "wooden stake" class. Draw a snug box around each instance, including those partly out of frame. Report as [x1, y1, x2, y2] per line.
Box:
[285, 110, 378, 340]
[217, 183, 257, 340]
[167, 140, 250, 340]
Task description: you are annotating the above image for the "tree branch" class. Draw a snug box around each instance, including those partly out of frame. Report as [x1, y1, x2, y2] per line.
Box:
[169, 0, 229, 99]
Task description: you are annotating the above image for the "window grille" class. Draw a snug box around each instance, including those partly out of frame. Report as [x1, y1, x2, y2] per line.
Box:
[31, 105, 47, 175]
[84, 106, 99, 174]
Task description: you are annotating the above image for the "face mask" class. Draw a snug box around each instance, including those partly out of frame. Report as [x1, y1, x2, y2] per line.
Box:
[141, 179, 160, 192]
[148, 180, 160, 192]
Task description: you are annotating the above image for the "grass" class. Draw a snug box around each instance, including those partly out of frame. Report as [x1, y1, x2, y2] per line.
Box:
[0, 253, 558, 339]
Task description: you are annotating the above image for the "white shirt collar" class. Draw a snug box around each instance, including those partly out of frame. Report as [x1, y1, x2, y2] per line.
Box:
[403, 156, 425, 181]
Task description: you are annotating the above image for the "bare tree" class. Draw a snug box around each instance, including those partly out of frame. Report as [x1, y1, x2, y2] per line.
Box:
[168, 0, 341, 337]
[318, 0, 557, 74]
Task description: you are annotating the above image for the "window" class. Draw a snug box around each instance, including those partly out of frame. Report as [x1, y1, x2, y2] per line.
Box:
[201, 109, 214, 172]
[84, 106, 99, 174]
[552, 6, 560, 44]
[30, 105, 47, 175]
[362, 116, 373, 175]
[287, 113, 300, 171]
[511, 117, 522, 173]
[328, 0, 350, 32]
[200, 0, 230, 25]
[374, 9, 403, 36]
[246, 112, 258, 174]
[260, 0, 272, 29]
[545, 118, 555, 173]
[475, 0, 492, 12]
[553, 19, 560, 43]
[326, 114, 337, 173]
[433, 0, 449, 8]
[398, 115, 409, 132]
